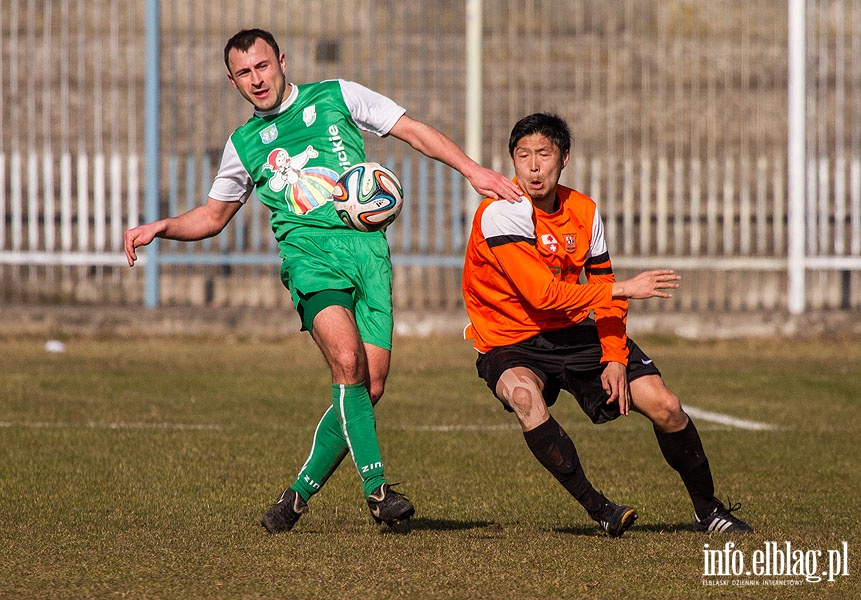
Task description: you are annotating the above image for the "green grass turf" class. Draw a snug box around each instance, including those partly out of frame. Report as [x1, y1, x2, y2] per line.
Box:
[1, 333, 859, 599]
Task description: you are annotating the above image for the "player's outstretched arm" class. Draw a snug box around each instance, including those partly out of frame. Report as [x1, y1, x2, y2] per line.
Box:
[611, 269, 681, 299]
[387, 115, 523, 201]
[124, 197, 242, 266]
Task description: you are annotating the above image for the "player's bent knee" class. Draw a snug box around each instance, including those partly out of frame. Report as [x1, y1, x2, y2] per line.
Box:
[509, 384, 538, 412]
[652, 393, 687, 430]
[328, 352, 365, 383]
[508, 386, 549, 429]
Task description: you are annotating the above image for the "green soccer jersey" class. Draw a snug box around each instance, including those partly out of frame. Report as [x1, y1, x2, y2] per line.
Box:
[208, 79, 406, 242]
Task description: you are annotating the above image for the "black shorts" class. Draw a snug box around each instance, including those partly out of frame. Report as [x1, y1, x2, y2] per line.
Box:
[475, 319, 661, 424]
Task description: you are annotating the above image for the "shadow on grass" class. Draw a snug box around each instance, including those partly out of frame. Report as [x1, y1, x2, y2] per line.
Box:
[629, 522, 698, 533]
[554, 521, 695, 536]
[407, 517, 498, 531]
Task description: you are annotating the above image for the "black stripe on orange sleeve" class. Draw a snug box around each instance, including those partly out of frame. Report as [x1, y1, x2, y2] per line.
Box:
[486, 234, 536, 248]
[585, 251, 610, 266]
[585, 250, 613, 274]
[586, 266, 614, 275]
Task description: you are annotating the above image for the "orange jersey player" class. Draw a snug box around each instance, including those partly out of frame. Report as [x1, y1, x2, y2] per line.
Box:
[463, 184, 629, 363]
[461, 113, 752, 536]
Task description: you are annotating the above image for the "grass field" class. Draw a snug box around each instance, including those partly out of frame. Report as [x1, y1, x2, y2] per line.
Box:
[1, 331, 859, 599]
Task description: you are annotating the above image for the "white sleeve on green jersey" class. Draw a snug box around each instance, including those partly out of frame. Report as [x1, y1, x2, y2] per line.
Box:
[338, 80, 406, 137]
[208, 137, 255, 203]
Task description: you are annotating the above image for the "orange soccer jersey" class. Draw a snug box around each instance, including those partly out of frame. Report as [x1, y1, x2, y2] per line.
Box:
[462, 184, 629, 364]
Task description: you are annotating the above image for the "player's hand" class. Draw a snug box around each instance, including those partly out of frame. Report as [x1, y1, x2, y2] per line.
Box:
[601, 361, 630, 416]
[612, 269, 680, 299]
[124, 225, 158, 267]
[467, 166, 526, 203]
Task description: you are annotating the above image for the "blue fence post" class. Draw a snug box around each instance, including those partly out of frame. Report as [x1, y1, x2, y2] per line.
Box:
[143, 0, 161, 307]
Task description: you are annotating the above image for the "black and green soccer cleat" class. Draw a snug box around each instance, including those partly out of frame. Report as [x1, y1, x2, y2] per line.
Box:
[261, 488, 308, 533]
[367, 483, 415, 527]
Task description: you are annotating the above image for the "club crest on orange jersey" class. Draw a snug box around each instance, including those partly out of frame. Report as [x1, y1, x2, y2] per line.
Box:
[564, 233, 577, 253]
[540, 233, 559, 253]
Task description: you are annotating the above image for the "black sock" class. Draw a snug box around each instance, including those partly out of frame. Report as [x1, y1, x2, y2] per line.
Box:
[653, 417, 717, 519]
[523, 416, 605, 516]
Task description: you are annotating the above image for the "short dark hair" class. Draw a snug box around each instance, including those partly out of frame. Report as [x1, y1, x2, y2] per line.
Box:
[508, 113, 571, 157]
[224, 29, 280, 71]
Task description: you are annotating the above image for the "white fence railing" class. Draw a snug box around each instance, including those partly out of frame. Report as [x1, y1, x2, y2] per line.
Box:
[1, 147, 859, 312]
[0, 151, 137, 266]
[0, 152, 795, 263]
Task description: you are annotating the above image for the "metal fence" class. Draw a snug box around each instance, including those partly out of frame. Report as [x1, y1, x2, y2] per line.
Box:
[1, 0, 860, 315]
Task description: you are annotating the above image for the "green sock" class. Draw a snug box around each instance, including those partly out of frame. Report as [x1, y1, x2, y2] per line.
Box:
[330, 382, 386, 497]
[290, 405, 349, 502]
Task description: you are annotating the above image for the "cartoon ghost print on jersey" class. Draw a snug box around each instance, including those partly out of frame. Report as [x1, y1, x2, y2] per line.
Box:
[261, 145, 339, 215]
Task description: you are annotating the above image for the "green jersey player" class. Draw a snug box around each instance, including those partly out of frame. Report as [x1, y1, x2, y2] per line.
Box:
[124, 28, 523, 532]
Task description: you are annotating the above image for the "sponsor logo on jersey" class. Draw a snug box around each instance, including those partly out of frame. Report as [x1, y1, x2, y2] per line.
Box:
[303, 105, 317, 127]
[259, 123, 278, 144]
[327, 124, 352, 170]
[540, 233, 559, 253]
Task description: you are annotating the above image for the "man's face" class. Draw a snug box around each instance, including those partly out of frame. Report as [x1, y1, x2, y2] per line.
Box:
[511, 133, 569, 207]
[226, 38, 288, 111]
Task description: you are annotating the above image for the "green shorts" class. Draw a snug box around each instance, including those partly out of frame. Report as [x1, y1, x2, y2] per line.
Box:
[279, 230, 394, 350]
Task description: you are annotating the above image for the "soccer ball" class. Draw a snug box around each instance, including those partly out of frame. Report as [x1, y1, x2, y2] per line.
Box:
[332, 162, 404, 232]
